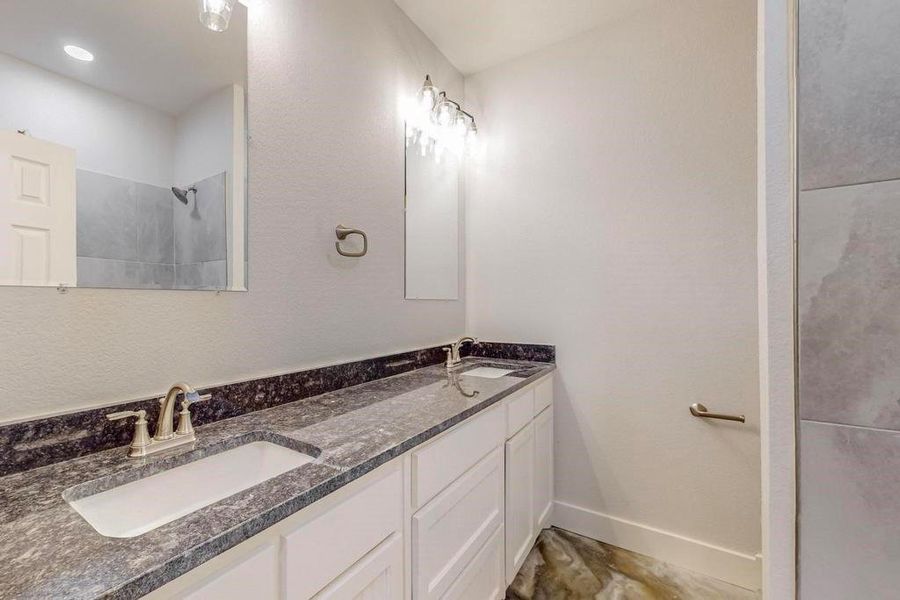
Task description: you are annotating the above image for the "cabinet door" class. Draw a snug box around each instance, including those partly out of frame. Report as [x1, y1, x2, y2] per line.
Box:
[533, 406, 554, 531]
[183, 543, 279, 600]
[441, 525, 504, 600]
[505, 422, 534, 584]
[413, 447, 504, 599]
[312, 533, 404, 600]
[283, 467, 403, 599]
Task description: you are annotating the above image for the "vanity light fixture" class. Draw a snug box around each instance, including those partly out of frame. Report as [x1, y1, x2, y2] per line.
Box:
[198, 0, 237, 32]
[63, 44, 94, 62]
[407, 75, 479, 162]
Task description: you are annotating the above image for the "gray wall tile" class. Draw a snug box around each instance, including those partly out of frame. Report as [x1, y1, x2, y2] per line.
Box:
[136, 184, 175, 264]
[175, 260, 226, 290]
[76, 171, 138, 261]
[77, 258, 174, 289]
[174, 172, 227, 265]
[799, 179, 900, 430]
[799, 421, 900, 599]
[799, 0, 900, 190]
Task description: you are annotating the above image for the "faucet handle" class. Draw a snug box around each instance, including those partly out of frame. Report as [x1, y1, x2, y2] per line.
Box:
[106, 410, 151, 455]
[107, 409, 146, 422]
[176, 393, 211, 436]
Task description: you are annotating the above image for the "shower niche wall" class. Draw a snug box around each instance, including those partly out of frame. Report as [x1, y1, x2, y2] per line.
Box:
[0, 0, 248, 291]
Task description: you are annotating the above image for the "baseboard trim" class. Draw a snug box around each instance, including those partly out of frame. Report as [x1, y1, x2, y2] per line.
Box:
[551, 500, 761, 591]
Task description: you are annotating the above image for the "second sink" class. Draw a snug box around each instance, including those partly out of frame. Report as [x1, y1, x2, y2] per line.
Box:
[461, 366, 517, 379]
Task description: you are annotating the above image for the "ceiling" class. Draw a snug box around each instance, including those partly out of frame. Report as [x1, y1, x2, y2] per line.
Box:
[394, 0, 657, 75]
[0, 0, 247, 116]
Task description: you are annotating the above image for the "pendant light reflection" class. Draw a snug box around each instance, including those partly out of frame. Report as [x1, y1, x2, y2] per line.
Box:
[406, 75, 479, 163]
[199, 0, 237, 32]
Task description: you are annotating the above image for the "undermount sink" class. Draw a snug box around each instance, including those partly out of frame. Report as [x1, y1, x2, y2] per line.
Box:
[461, 366, 516, 379]
[67, 441, 315, 538]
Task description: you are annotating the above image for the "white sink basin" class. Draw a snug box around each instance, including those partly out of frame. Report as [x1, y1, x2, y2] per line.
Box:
[68, 441, 314, 538]
[461, 366, 516, 379]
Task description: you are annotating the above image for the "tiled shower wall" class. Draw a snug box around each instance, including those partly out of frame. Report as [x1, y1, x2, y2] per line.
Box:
[798, 1, 900, 597]
[76, 171, 227, 289]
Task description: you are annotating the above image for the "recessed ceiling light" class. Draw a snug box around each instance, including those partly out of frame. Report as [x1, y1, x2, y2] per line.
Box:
[63, 45, 94, 62]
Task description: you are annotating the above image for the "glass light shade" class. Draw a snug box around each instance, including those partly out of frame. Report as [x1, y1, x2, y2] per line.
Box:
[417, 75, 438, 111]
[199, 0, 237, 32]
[435, 100, 456, 127]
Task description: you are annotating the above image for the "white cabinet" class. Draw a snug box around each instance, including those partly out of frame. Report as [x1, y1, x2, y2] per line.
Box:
[533, 406, 554, 531]
[412, 447, 504, 599]
[144, 462, 404, 600]
[283, 467, 403, 598]
[505, 422, 535, 584]
[311, 533, 404, 599]
[442, 525, 505, 600]
[183, 543, 280, 600]
[411, 406, 504, 510]
[145, 373, 555, 600]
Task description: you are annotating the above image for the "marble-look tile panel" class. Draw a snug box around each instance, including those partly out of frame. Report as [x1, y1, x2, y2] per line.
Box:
[136, 183, 175, 264]
[798, 420, 900, 599]
[799, 180, 900, 430]
[175, 260, 227, 289]
[76, 170, 138, 261]
[77, 258, 175, 289]
[799, 0, 900, 190]
[174, 172, 227, 265]
[508, 527, 756, 599]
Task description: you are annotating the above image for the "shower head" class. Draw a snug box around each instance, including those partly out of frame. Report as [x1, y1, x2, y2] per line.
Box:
[171, 186, 197, 204]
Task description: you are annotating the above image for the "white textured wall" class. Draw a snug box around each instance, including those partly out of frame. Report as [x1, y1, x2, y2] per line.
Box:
[0, 52, 176, 188]
[0, 0, 464, 423]
[464, 0, 760, 585]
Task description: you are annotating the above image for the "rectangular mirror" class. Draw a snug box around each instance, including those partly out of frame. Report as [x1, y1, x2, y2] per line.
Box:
[404, 124, 460, 300]
[0, 0, 248, 291]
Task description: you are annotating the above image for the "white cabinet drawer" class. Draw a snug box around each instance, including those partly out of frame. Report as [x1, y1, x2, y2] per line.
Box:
[183, 543, 279, 600]
[506, 388, 534, 439]
[412, 447, 505, 599]
[533, 376, 553, 416]
[441, 525, 504, 600]
[283, 467, 403, 599]
[412, 406, 504, 510]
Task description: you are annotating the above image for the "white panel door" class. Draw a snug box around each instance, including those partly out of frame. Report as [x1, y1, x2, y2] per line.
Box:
[0, 131, 76, 286]
[412, 447, 504, 599]
[505, 422, 535, 584]
[313, 533, 404, 600]
[441, 525, 504, 600]
[533, 406, 554, 531]
[183, 543, 279, 600]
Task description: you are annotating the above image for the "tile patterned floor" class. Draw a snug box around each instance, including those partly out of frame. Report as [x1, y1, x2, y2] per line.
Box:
[506, 528, 758, 599]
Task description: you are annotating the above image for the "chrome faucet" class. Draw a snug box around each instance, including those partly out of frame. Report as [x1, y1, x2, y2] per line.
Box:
[443, 336, 479, 369]
[107, 382, 210, 458]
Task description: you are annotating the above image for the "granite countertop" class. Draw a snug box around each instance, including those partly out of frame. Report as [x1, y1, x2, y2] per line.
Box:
[0, 357, 555, 600]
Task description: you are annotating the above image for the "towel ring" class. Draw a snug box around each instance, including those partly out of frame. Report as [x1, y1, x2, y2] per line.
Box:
[335, 225, 367, 257]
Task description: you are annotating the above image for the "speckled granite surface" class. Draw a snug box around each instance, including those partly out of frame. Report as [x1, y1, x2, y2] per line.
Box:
[0, 357, 554, 600]
[0, 342, 554, 477]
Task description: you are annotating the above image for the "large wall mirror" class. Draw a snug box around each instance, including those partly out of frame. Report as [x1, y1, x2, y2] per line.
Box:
[404, 125, 460, 300]
[0, 0, 248, 291]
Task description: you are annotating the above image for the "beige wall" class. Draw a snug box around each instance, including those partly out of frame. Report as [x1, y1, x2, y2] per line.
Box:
[0, 0, 464, 423]
[464, 0, 760, 586]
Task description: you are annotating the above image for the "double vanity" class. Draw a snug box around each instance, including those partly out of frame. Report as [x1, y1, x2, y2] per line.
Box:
[0, 348, 555, 599]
